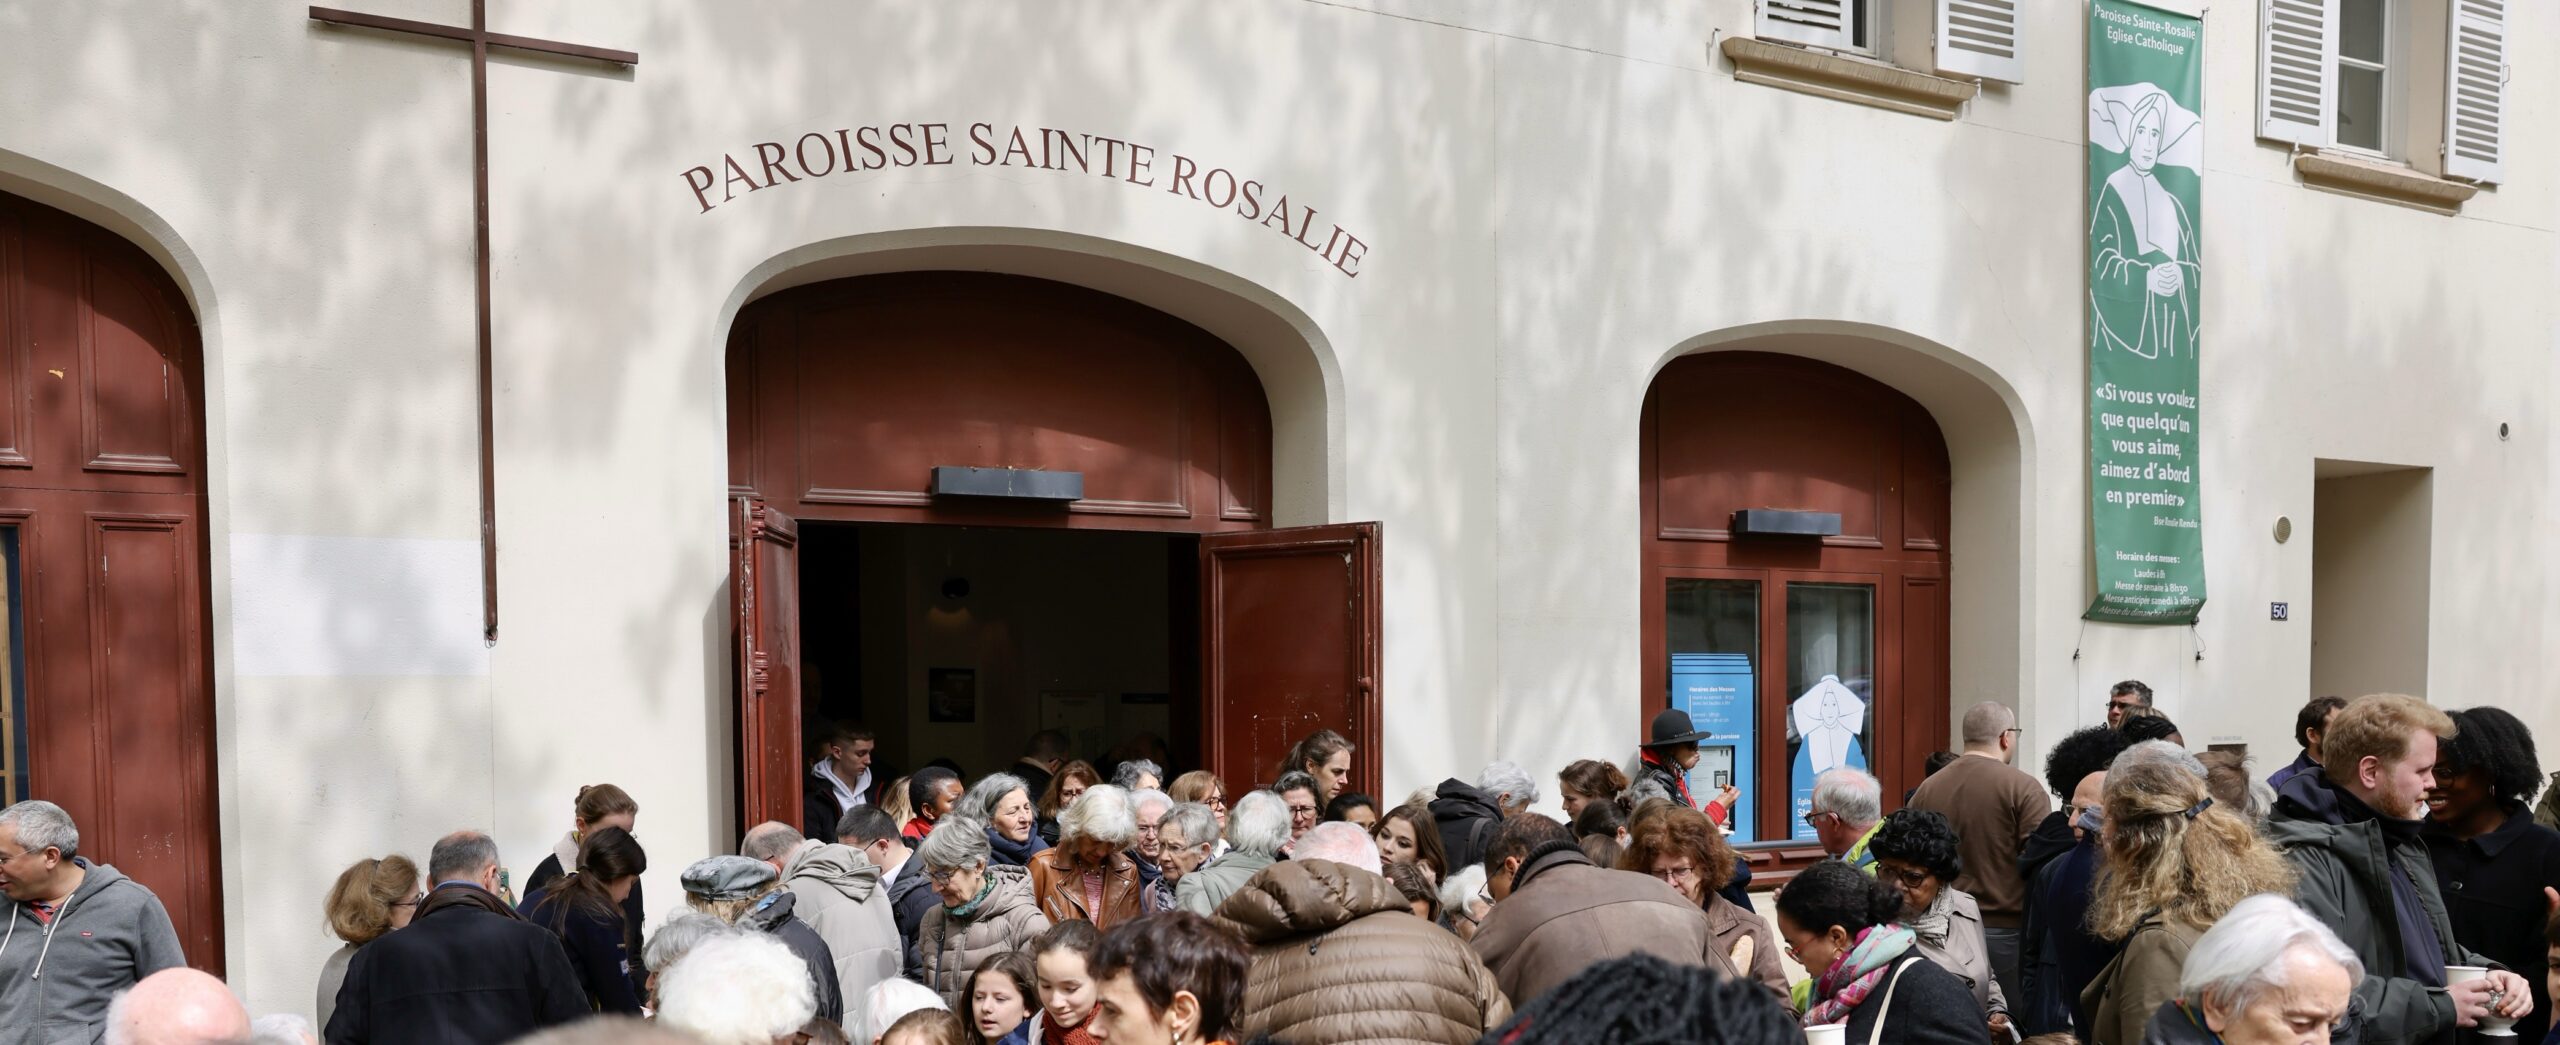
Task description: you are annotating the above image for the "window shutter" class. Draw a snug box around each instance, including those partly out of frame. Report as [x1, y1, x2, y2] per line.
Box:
[1758, 0, 1853, 51]
[2258, 0, 2333, 146]
[2442, 0, 2507, 183]
[1935, 0, 2023, 84]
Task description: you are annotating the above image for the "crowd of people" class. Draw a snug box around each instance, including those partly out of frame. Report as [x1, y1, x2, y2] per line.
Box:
[8, 689, 2560, 1044]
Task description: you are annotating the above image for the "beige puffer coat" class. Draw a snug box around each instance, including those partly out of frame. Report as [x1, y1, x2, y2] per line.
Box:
[915, 864, 1051, 1009]
[1219, 859, 1511, 1045]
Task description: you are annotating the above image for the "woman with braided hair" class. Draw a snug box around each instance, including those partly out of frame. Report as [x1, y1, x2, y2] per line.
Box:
[1776, 860, 1982, 1044]
[2080, 752, 2296, 1045]
[1477, 953, 1795, 1045]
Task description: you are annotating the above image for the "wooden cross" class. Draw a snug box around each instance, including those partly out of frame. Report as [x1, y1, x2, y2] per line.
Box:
[309, 3, 636, 641]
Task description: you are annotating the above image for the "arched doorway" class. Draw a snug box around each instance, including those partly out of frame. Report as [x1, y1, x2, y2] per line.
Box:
[0, 190, 219, 966]
[1640, 351, 1951, 858]
[726, 272, 1377, 830]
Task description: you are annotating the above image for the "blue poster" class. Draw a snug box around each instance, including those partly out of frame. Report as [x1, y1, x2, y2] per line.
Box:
[1789, 675, 1869, 841]
[1671, 652, 1754, 840]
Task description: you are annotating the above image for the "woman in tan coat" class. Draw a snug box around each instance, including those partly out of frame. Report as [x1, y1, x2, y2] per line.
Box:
[1615, 804, 1786, 997]
[1026, 785, 1143, 929]
[1866, 809, 2010, 1040]
[916, 817, 1052, 1009]
[2081, 747, 2296, 1045]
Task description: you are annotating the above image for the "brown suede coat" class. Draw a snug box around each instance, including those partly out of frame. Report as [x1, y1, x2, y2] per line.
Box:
[1220, 860, 1511, 1045]
[1467, 842, 1714, 1006]
[1025, 847, 1143, 930]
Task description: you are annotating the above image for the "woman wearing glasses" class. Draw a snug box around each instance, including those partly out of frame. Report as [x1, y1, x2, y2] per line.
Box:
[1866, 809, 2010, 1040]
[1618, 804, 1784, 996]
[316, 853, 421, 1029]
[915, 817, 1052, 1009]
[1776, 860, 1981, 1044]
[1145, 803, 1219, 913]
[1167, 771, 1230, 860]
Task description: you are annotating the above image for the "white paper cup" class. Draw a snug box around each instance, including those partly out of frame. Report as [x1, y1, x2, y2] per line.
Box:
[1806, 1023, 1847, 1045]
[2446, 966, 2519, 1036]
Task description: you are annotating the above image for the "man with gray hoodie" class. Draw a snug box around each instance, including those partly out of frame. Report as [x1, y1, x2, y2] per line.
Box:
[741, 820, 900, 1027]
[0, 799, 185, 1045]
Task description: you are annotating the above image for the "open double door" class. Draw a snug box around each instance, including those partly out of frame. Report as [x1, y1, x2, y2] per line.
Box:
[733, 497, 1381, 828]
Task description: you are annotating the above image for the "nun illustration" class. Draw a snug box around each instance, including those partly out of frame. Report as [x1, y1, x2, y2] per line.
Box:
[2089, 84, 2202, 361]
[1788, 675, 1867, 782]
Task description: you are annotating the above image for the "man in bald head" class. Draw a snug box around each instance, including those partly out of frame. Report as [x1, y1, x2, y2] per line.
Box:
[1907, 700, 2050, 1011]
[102, 967, 249, 1045]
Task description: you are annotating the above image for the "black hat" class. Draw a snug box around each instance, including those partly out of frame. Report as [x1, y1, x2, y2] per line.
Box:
[1645, 708, 1714, 747]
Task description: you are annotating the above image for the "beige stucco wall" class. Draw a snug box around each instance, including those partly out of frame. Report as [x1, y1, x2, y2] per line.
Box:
[0, 0, 2551, 1016]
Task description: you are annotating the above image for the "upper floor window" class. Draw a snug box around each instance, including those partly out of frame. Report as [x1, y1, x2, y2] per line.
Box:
[2260, 0, 2507, 183]
[1754, 0, 2026, 84]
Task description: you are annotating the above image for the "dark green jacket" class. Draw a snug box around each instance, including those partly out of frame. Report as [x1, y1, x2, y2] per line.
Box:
[2265, 772, 2488, 1045]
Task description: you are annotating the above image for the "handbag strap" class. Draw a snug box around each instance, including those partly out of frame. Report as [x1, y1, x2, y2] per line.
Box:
[1866, 956, 1917, 1045]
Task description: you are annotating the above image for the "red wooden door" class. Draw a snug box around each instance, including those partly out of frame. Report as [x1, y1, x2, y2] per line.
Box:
[0, 192, 218, 970]
[734, 498, 803, 830]
[1640, 352, 1950, 881]
[1199, 523, 1381, 796]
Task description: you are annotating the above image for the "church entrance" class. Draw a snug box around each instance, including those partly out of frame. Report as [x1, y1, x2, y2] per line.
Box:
[0, 190, 220, 969]
[1641, 351, 1952, 864]
[726, 271, 1377, 830]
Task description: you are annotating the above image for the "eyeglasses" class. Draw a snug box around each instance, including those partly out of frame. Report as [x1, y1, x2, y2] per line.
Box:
[2105, 700, 2144, 712]
[1802, 810, 1840, 828]
[390, 891, 425, 909]
[1207, 795, 1227, 809]
[926, 868, 971, 885]
[1136, 823, 1162, 837]
[1651, 865, 1700, 885]
[1881, 866, 1934, 890]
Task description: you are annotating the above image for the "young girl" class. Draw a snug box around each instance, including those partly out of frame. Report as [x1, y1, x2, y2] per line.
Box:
[965, 952, 1037, 1045]
[1028, 920, 1104, 1044]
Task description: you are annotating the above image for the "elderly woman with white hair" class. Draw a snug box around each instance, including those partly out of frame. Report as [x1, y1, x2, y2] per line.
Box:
[1026, 784, 1143, 928]
[913, 817, 1050, 1009]
[1174, 790, 1291, 915]
[656, 932, 818, 1045]
[2143, 894, 2361, 1045]
[1147, 802, 1219, 912]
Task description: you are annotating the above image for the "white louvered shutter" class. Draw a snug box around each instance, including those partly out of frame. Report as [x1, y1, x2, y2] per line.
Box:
[1935, 0, 2023, 83]
[2258, 0, 2334, 146]
[1759, 0, 1853, 51]
[2442, 0, 2507, 183]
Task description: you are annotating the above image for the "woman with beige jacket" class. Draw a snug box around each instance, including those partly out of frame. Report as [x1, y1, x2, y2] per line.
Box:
[1866, 809, 2010, 1041]
[2080, 744, 2298, 1045]
[1616, 803, 1786, 997]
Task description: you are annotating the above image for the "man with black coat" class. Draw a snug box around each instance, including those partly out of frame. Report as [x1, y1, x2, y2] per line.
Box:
[840, 806, 937, 977]
[324, 831, 586, 1045]
[802, 721, 882, 845]
[2015, 725, 2136, 1036]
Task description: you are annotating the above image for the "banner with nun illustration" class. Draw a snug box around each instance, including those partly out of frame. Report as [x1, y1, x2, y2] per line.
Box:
[2085, 0, 2206, 624]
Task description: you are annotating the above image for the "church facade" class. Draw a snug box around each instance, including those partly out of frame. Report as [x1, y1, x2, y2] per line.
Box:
[0, 0, 2551, 1014]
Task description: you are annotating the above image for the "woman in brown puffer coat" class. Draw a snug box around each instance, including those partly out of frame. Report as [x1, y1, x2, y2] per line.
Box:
[1217, 851, 1510, 1045]
[915, 818, 1052, 1009]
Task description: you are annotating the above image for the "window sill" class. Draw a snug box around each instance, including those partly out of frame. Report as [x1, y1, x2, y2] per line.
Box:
[1720, 36, 1979, 121]
[2291, 152, 2480, 216]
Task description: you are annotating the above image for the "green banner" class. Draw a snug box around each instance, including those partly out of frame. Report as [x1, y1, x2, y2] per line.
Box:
[2085, 0, 2205, 624]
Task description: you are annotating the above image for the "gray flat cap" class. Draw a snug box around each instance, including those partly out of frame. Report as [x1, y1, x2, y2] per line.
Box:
[680, 854, 776, 901]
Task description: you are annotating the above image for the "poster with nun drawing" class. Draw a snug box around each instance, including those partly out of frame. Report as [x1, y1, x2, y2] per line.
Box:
[2085, 0, 2208, 625]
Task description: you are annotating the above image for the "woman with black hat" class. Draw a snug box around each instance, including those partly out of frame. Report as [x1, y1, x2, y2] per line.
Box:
[1629, 708, 1741, 827]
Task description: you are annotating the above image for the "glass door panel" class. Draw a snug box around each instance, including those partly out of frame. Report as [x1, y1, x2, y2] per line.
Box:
[1784, 582, 1875, 841]
[1666, 577, 1761, 839]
